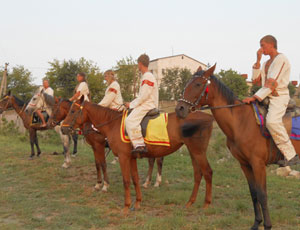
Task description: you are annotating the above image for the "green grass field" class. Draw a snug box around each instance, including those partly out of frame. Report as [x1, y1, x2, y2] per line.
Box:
[0, 127, 300, 230]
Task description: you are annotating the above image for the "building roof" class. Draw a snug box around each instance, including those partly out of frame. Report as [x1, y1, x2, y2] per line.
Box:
[150, 54, 207, 67]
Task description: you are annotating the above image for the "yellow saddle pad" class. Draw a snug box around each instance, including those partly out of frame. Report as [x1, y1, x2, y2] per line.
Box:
[120, 110, 170, 147]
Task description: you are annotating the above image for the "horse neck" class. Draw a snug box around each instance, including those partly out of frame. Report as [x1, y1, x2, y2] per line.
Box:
[85, 103, 121, 135]
[11, 97, 28, 123]
[208, 81, 245, 140]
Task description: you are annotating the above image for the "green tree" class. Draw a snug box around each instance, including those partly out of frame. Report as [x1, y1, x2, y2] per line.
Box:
[0, 65, 36, 102]
[160, 67, 192, 100]
[288, 82, 296, 97]
[46, 58, 105, 102]
[114, 56, 138, 102]
[217, 69, 249, 99]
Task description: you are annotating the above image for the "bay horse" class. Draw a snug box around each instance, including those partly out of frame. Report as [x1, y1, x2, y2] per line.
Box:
[175, 64, 300, 230]
[60, 96, 214, 214]
[48, 99, 172, 191]
[0, 91, 78, 159]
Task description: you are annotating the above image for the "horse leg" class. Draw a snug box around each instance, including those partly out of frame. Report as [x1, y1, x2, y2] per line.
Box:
[130, 157, 142, 210]
[72, 134, 78, 156]
[29, 129, 35, 158]
[118, 154, 132, 215]
[154, 157, 164, 187]
[100, 145, 109, 192]
[56, 125, 71, 168]
[34, 132, 42, 157]
[92, 145, 103, 191]
[186, 145, 213, 208]
[251, 162, 272, 230]
[240, 164, 263, 230]
[143, 158, 155, 188]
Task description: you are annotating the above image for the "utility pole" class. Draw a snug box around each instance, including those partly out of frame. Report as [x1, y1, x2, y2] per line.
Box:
[0, 63, 9, 97]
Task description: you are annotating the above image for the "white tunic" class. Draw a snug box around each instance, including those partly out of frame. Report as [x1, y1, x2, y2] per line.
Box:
[76, 82, 90, 101]
[129, 72, 158, 109]
[43, 87, 54, 97]
[98, 81, 123, 110]
[252, 53, 290, 101]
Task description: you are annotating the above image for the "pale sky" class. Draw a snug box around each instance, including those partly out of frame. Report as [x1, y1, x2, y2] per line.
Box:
[0, 0, 299, 84]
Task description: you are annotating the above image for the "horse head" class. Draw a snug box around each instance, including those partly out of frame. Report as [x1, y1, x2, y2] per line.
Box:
[0, 91, 12, 114]
[25, 86, 45, 115]
[61, 96, 87, 135]
[176, 64, 216, 119]
[47, 97, 72, 128]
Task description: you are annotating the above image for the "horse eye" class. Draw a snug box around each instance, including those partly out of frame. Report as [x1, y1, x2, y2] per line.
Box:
[33, 98, 36, 101]
[71, 110, 75, 114]
[196, 83, 201, 87]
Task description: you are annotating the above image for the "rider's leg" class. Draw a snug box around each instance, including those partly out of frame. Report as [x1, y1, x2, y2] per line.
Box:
[36, 109, 47, 127]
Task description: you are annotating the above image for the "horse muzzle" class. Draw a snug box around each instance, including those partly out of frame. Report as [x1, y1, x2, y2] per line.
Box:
[175, 102, 190, 119]
[61, 126, 74, 135]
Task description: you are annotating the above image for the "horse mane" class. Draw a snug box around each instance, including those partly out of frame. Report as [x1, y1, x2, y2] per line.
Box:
[90, 103, 122, 115]
[210, 75, 237, 105]
[13, 95, 26, 107]
[43, 93, 55, 106]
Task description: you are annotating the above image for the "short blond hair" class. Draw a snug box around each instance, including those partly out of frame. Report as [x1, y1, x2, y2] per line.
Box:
[104, 70, 115, 79]
[137, 54, 150, 67]
[260, 35, 277, 49]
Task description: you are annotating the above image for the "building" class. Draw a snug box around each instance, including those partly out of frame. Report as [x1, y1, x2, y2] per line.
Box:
[149, 54, 207, 86]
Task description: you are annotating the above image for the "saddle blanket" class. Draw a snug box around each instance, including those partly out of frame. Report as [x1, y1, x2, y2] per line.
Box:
[120, 110, 170, 147]
[252, 102, 300, 140]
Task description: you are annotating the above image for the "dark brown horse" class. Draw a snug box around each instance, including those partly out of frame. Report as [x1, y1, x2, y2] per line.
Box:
[0, 92, 78, 159]
[175, 65, 300, 230]
[60, 97, 214, 214]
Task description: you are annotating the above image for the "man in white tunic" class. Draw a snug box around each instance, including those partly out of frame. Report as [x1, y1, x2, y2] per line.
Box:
[69, 72, 90, 102]
[99, 70, 124, 164]
[243, 35, 300, 166]
[125, 54, 159, 156]
[98, 70, 124, 111]
[37, 79, 54, 127]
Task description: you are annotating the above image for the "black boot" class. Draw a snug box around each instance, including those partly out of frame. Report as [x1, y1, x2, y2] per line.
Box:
[131, 146, 148, 158]
[278, 155, 300, 167]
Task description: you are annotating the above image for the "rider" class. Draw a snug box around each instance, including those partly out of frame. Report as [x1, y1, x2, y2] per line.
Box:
[125, 54, 159, 156]
[69, 72, 90, 102]
[98, 70, 124, 111]
[243, 35, 300, 166]
[37, 79, 54, 127]
[98, 69, 124, 164]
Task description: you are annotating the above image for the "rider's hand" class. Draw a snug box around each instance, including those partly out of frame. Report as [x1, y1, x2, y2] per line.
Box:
[242, 96, 256, 104]
[253, 48, 263, 69]
[125, 102, 130, 108]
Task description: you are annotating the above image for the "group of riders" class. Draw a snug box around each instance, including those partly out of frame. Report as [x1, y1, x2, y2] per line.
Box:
[36, 35, 300, 166]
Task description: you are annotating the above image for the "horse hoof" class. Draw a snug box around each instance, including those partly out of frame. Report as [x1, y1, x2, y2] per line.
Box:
[62, 163, 69, 169]
[52, 152, 59, 155]
[185, 202, 193, 208]
[94, 183, 101, 191]
[123, 207, 129, 216]
[37, 153, 41, 157]
[71, 154, 77, 158]
[142, 182, 150, 189]
[202, 203, 210, 209]
[154, 182, 160, 188]
[29, 155, 35, 160]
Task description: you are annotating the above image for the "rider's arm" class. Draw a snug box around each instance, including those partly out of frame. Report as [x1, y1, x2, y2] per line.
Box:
[98, 87, 117, 107]
[254, 55, 287, 101]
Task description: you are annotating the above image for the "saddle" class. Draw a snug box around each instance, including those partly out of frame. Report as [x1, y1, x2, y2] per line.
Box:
[32, 111, 49, 124]
[125, 108, 160, 137]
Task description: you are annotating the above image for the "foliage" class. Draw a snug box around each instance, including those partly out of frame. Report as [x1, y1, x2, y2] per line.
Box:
[217, 69, 249, 99]
[250, 84, 261, 96]
[0, 117, 21, 135]
[113, 56, 138, 102]
[0, 65, 36, 102]
[160, 67, 192, 100]
[288, 82, 296, 97]
[46, 58, 105, 102]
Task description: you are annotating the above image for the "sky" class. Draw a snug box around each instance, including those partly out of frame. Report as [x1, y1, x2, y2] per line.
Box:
[0, 0, 299, 84]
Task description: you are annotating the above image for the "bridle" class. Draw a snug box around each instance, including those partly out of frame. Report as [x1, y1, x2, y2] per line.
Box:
[50, 99, 65, 126]
[0, 96, 11, 111]
[62, 101, 123, 134]
[178, 74, 245, 112]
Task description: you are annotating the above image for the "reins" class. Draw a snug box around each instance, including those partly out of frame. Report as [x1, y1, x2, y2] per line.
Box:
[191, 103, 246, 112]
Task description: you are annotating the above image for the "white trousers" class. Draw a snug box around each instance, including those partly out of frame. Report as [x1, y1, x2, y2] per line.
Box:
[125, 107, 150, 148]
[266, 94, 297, 160]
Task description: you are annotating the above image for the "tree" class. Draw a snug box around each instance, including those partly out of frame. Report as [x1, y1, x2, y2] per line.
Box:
[251, 82, 296, 98]
[0, 65, 36, 102]
[46, 58, 105, 102]
[160, 67, 192, 100]
[217, 69, 249, 99]
[114, 56, 138, 102]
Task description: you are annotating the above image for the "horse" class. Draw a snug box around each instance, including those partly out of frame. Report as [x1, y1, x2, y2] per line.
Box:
[48, 98, 167, 191]
[60, 96, 214, 214]
[23, 88, 79, 166]
[175, 64, 300, 230]
[0, 91, 77, 160]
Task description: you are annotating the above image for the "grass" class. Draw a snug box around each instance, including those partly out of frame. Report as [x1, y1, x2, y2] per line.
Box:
[0, 126, 300, 230]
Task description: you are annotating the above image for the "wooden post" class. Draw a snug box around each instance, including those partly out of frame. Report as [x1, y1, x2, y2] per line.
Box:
[0, 63, 9, 97]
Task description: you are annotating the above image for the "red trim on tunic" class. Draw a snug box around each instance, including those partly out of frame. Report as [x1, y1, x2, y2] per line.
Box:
[142, 80, 154, 87]
[108, 88, 117, 94]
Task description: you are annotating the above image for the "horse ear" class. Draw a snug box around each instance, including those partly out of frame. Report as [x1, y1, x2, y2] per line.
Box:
[54, 96, 59, 103]
[204, 63, 217, 78]
[197, 65, 203, 72]
[8, 90, 11, 96]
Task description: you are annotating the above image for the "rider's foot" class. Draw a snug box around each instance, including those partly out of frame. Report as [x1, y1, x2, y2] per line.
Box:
[131, 146, 148, 158]
[41, 123, 47, 127]
[278, 155, 300, 167]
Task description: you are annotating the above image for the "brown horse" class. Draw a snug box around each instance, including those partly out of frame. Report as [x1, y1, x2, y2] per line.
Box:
[0, 92, 78, 159]
[60, 97, 214, 214]
[48, 99, 167, 191]
[175, 65, 300, 230]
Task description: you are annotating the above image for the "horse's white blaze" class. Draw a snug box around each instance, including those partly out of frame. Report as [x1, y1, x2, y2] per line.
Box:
[154, 172, 162, 187]
[102, 181, 109, 192]
[143, 176, 151, 188]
